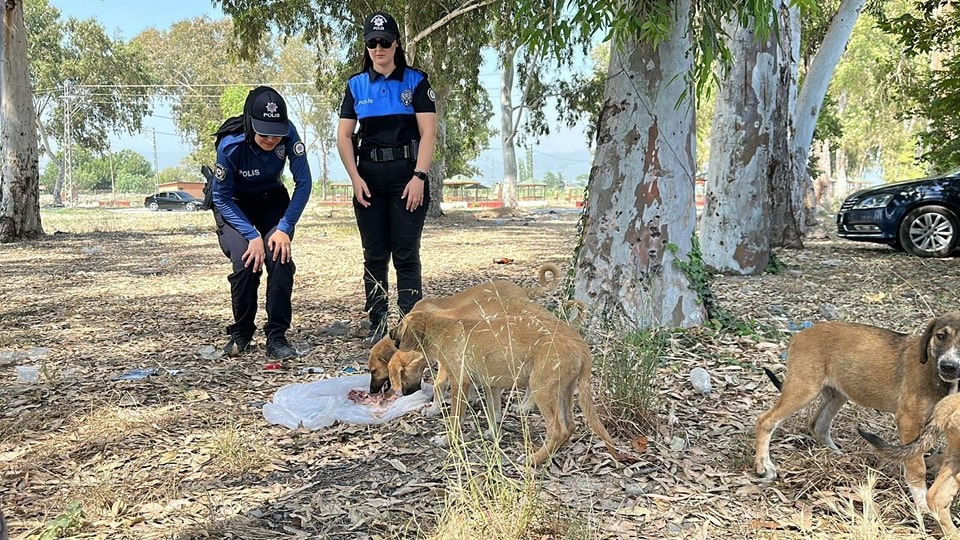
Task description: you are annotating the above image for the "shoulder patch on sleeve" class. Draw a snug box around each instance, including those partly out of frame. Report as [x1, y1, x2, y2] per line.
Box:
[293, 141, 306, 156]
[427, 88, 436, 102]
[214, 163, 226, 181]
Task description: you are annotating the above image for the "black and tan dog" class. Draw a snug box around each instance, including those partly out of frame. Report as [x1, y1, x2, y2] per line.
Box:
[754, 312, 960, 509]
[860, 393, 960, 537]
[395, 308, 632, 466]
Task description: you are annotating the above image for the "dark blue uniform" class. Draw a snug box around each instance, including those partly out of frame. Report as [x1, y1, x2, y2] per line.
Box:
[212, 125, 312, 342]
[340, 65, 435, 325]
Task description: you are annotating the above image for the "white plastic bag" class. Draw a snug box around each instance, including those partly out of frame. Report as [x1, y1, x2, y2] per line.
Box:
[262, 374, 433, 430]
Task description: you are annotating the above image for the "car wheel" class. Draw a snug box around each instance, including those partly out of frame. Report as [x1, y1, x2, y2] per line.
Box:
[148, 202, 159, 211]
[185, 202, 197, 212]
[897, 205, 960, 257]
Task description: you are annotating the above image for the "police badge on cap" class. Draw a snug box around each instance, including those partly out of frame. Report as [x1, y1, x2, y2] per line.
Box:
[363, 11, 400, 41]
[249, 87, 290, 137]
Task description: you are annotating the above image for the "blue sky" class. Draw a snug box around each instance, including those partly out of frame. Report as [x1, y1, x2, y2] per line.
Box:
[47, 1, 593, 183]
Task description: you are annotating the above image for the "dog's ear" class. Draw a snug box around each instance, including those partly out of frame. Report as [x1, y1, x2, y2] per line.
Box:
[368, 348, 388, 370]
[919, 317, 938, 364]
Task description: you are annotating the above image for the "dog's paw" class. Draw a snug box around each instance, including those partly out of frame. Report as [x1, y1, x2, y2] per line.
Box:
[430, 434, 449, 448]
[755, 461, 778, 480]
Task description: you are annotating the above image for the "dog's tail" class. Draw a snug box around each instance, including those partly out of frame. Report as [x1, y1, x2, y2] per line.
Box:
[857, 420, 939, 462]
[763, 367, 783, 392]
[528, 263, 561, 296]
[577, 356, 639, 464]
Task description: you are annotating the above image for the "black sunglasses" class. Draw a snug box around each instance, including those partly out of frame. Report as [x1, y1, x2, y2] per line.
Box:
[365, 38, 394, 49]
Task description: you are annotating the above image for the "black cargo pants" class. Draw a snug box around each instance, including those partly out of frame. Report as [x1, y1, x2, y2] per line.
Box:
[214, 187, 295, 341]
[353, 158, 429, 326]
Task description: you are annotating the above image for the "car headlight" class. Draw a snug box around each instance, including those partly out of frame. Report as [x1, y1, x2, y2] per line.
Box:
[851, 193, 893, 209]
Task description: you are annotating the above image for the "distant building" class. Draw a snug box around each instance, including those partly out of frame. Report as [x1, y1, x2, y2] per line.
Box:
[157, 181, 205, 199]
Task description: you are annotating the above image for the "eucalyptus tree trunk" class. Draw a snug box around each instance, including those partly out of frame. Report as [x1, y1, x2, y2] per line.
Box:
[428, 94, 447, 218]
[499, 45, 519, 209]
[772, 0, 866, 247]
[1, 0, 43, 242]
[699, 17, 777, 275]
[572, 0, 704, 332]
[768, 2, 803, 248]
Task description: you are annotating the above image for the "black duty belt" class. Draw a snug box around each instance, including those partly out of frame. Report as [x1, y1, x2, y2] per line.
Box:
[359, 145, 413, 162]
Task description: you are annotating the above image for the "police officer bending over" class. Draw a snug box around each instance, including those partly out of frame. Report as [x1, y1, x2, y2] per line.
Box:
[213, 86, 312, 360]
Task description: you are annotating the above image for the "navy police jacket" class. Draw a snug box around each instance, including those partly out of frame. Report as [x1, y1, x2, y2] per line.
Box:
[213, 125, 312, 240]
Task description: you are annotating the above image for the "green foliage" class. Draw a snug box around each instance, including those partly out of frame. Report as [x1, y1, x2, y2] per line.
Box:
[45, 148, 155, 193]
[134, 17, 275, 166]
[874, 0, 960, 172]
[667, 235, 766, 336]
[38, 501, 83, 540]
[25, 1, 155, 153]
[765, 251, 785, 275]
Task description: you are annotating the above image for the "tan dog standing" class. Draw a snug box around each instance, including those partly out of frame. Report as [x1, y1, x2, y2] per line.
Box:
[860, 393, 960, 537]
[754, 312, 960, 509]
[395, 309, 631, 466]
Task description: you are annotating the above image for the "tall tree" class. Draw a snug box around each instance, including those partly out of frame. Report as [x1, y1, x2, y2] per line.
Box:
[25, 0, 154, 206]
[699, 14, 778, 275]
[772, 0, 867, 247]
[531, 0, 794, 330]
[876, 0, 960, 171]
[276, 36, 344, 191]
[1, 0, 42, 242]
[134, 17, 273, 166]
[568, 0, 706, 330]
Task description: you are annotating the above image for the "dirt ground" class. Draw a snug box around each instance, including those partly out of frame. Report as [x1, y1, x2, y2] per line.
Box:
[1, 204, 959, 539]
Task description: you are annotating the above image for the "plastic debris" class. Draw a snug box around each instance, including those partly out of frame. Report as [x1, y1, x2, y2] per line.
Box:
[263, 374, 433, 429]
[197, 345, 223, 360]
[15, 365, 40, 383]
[690, 367, 712, 394]
[788, 320, 815, 331]
[112, 368, 157, 381]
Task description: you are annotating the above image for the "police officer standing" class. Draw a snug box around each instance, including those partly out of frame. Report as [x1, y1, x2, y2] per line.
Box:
[337, 11, 437, 344]
[213, 86, 312, 360]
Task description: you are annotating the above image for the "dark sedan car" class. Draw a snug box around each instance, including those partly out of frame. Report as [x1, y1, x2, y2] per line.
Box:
[144, 190, 203, 212]
[836, 169, 960, 257]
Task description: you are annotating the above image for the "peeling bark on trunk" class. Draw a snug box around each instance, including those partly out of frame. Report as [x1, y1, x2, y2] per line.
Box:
[769, 3, 804, 249]
[573, 0, 705, 332]
[427, 90, 447, 218]
[699, 18, 776, 275]
[1, 0, 43, 242]
[500, 47, 518, 209]
[772, 0, 865, 247]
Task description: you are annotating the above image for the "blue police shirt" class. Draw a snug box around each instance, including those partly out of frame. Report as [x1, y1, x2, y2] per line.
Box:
[339, 65, 436, 148]
[213, 125, 312, 240]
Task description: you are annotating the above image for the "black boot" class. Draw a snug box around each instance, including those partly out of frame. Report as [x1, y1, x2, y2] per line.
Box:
[266, 336, 298, 360]
[363, 313, 388, 345]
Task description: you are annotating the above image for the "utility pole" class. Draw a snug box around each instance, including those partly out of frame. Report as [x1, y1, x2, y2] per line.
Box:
[63, 81, 74, 206]
[151, 127, 159, 192]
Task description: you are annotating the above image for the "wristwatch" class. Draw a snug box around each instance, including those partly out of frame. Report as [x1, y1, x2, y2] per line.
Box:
[412, 170, 429, 181]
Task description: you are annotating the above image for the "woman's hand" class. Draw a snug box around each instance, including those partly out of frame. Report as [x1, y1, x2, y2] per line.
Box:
[242, 236, 266, 272]
[352, 177, 372, 208]
[402, 176, 425, 211]
[268, 230, 292, 263]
